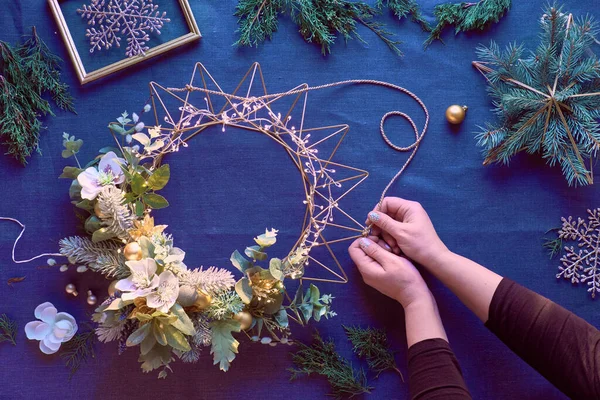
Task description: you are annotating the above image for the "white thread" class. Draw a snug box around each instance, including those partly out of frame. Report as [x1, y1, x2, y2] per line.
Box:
[0, 217, 64, 264]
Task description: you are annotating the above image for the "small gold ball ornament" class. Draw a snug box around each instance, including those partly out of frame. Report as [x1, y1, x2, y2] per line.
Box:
[87, 290, 97, 306]
[233, 311, 253, 330]
[93, 202, 108, 219]
[65, 283, 78, 296]
[445, 105, 468, 125]
[108, 280, 118, 296]
[193, 290, 212, 309]
[123, 242, 143, 261]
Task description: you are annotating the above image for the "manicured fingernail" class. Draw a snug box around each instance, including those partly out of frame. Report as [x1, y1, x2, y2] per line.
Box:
[368, 212, 380, 222]
[382, 242, 391, 251]
[359, 238, 371, 249]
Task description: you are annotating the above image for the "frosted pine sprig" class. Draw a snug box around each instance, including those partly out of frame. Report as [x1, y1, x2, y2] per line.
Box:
[97, 185, 133, 240]
[59, 236, 128, 278]
[178, 267, 235, 295]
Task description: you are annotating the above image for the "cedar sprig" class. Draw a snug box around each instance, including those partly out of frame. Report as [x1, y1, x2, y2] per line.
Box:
[289, 331, 372, 399]
[377, 0, 431, 32]
[425, 0, 511, 47]
[344, 325, 403, 380]
[60, 327, 97, 379]
[0, 314, 18, 346]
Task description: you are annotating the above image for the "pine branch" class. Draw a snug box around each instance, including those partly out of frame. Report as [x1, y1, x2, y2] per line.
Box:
[542, 228, 563, 259]
[97, 185, 134, 240]
[60, 328, 97, 379]
[59, 236, 129, 278]
[344, 325, 403, 380]
[289, 331, 372, 399]
[377, 0, 431, 32]
[0, 314, 17, 346]
[425, 0, 511, 47]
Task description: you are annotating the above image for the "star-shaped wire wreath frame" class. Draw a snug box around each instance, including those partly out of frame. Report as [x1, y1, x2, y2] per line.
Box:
[145, 62, 370, 284]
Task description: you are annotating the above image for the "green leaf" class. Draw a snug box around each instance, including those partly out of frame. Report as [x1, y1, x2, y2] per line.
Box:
[210, 320, 241, 372]
[84, 216, 101, 234]
[269, 258, 284, 281]
[92, 228, 115, 243]
[153, 321, 168, 346]
[59, 166, 83, 179]
[135, 200, 144, 217]
[274, 307, 289, 328]
[99, 146, 121, 154]
[61, 149, 73, 158]
[170, 304, 196, 336]
[75, 199, 94, 212]
[131, 174, 146, 195]
[69, 181, 82, 200]
[139, 236, 155, 259]
[164, 325, 191, 352]
[147, 164, 170, 190]
[245, 245, 267, 261]
[108, 123, 126, 135]
[235, 278, 253, 304]
[298, 303, 313, 323]
[230, 250, 251, 272]
[143, 193, 169, 209]
[254, 228, 278, 248]
[126, 323, 150, 346]
[65, 139, 83, 153]
[263, 292, 283, 315]
[140, 331, 156, 355]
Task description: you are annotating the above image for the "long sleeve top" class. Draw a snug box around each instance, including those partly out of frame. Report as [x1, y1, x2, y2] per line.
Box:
[407, 278, 600, 399]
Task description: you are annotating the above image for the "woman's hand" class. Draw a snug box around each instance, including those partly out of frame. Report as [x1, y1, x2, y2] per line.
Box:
[366, 197, 448, 268]
[348, 236, 432, 309]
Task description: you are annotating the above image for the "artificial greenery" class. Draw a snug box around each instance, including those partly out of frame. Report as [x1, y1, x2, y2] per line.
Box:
[344, 325, 403, 380]
[543, 228, 563, 259]
[425, 0, 510, 46]
[0, 27, 75, 164]
[234, 0, 432, 55]
[474, 4, 600, 186]
[0, 314, 17, 346]
[289, 331, 372, 399]
[60, 328, 97, 378]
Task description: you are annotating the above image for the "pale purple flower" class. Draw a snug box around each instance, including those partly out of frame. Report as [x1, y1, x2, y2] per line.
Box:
[77, 151, 126, 200]
[116, 258, 160, 301]
[146, 271, 179, 313]
[24, 302, 78, 354]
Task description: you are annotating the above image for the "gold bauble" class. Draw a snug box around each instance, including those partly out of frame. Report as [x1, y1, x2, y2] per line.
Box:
[193, 290, 212, 309]
[108, 280, 118, 296]
[94, 202, 108, 219]
[233, 311, 253, 330]
[445, 105, 468, 125]
[123, 242, 143, 261]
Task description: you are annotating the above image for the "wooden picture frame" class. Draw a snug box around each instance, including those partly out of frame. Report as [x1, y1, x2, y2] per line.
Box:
[47, 0, 201, 85]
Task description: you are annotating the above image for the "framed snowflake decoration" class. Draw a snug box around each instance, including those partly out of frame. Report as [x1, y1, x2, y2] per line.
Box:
[47, 0, 200, 84]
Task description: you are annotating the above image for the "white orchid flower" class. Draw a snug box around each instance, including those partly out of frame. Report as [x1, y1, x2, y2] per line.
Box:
[115, 258, 160, 301]
[24, 302, 78, 355]
[146, 271, 180, 313]
[77, 151, 126, 200]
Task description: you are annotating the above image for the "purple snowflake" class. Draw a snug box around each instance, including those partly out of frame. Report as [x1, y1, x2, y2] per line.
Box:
[77, 0, 171, 58]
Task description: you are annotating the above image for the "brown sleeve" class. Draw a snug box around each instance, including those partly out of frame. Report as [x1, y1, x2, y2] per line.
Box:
[407, 338, 472, 400]
[485, 278, 600, 399]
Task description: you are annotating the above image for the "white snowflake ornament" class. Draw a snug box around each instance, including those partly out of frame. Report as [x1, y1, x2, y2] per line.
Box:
[77, 0, 171, 58]
[556, 208, 600, 298]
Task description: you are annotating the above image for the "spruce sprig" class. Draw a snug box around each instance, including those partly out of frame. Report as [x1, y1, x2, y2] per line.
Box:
[0, 314, 17, 346]
[60, 328, 97, 379]
[235, 0, 409, 55]
[377, 0, 431, 32]
[344, 325, 403, 380]
[289, 331, 372, 399]
[0, 27, 75, 164]
[425, 0, 511, 47]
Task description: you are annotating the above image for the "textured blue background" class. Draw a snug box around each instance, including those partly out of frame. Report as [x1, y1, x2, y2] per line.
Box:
[0, 1, 598, 399]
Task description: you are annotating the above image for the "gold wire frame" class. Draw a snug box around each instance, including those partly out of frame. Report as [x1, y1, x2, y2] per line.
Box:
[47, 0, 201, 85]
[145, 63, 370, 284]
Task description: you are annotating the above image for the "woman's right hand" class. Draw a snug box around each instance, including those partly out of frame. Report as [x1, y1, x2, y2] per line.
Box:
[366, 197, 449, 268]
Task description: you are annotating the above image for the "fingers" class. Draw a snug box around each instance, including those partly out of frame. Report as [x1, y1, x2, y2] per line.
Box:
[380, 231, 400, 254]
[357, 237, 395, 265]
[367, 235, 393, 252]
[348, 239, 386, 281]
[380, 197, 424, 222]
[367, 210, 404, 238]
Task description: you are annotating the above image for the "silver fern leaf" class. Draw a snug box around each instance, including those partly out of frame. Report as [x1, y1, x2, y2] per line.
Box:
[97, 185, 134, 240]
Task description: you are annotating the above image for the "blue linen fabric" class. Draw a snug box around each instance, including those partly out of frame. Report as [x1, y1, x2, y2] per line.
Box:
[0, 1, 598, 399]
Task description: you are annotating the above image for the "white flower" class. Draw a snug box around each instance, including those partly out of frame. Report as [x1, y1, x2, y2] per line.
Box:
[77, 151, 126, 200]
[115, 258, 160, 301]
[146, 271, 179, 313]
[24, 302, 78, 355]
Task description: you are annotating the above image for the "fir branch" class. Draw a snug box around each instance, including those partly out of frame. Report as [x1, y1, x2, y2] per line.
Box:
[0, 314, 17, 346]
[97, 185, 134, 240]
[377, 0, 431, 32]
[289, 331, 372, 399]
[425, 0, 511, 47]
[206, 291, 245, 320]
[17, 27, 75, 113]
[344, 325, 403, 380]
[179, 266, 236, 295]
[543, 228, 563, 259]
[60, 328, 97, 379]
[59, 236, 129, 279]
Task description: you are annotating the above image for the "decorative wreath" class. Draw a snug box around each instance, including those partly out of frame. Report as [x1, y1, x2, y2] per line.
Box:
[56, 63, 379, 377]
